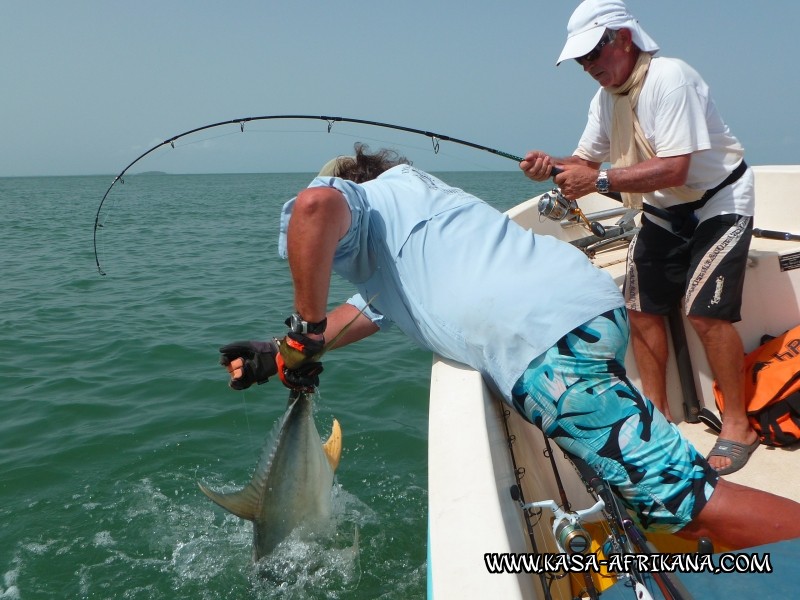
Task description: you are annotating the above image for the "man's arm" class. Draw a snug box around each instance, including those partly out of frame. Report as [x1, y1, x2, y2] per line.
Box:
[287, 186, 352, 325]
[554, 154, 692, 200]
[219, 303, 378, 389]
[324, 303, 380, 349]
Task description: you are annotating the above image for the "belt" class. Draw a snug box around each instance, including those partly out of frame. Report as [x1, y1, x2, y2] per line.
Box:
[642, 160, 748, 237]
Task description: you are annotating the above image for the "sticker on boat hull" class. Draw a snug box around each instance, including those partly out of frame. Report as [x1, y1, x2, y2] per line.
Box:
[779, 251, 800, 272]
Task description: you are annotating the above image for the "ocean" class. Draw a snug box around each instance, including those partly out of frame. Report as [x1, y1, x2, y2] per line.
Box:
[1, 171, 550, 599]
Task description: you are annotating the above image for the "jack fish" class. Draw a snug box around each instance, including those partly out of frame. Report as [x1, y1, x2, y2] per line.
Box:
[199, 389, 342, 561]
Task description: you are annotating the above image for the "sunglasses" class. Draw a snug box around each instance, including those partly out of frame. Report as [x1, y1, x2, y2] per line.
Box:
[575, 30, 615, 64]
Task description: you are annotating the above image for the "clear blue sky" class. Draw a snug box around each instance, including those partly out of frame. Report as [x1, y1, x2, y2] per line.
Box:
[2, 0, 798, 176]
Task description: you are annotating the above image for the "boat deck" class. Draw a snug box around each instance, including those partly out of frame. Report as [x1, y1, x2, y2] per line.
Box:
[678, 420, 800, 499]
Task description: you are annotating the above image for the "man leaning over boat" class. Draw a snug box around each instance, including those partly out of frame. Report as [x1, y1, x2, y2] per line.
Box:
[219, 143, 800, 551]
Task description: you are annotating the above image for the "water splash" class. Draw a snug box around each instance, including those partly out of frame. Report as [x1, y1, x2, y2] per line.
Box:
[1, 565, 21, 600]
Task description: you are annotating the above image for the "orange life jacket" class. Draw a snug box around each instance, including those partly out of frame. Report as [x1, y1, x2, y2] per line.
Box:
[713, 325, 800, 447]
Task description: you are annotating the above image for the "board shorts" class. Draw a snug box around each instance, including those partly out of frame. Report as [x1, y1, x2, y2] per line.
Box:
[511, 307, 718, 533]
[624, 213, 753, 321]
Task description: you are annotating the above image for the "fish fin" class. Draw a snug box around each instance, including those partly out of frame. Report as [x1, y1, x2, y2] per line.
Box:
[198, 481, 260, 521]
[322, 417, 342, 471]
[198, 395, 296, 521]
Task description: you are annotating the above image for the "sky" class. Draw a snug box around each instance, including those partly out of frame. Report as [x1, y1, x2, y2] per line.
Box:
[2, 0, 799, 177]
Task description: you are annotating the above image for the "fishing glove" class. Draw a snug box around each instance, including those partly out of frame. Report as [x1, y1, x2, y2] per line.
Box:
[276, 332, 325, 390]
[219, 340, 279, 390]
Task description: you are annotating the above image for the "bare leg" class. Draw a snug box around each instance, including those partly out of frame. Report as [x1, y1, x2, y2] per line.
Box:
[628, 310, 673, 421]
[688, 315, 757, 471]
[286, 187, 352, 325]
[678, 478, 800, 549]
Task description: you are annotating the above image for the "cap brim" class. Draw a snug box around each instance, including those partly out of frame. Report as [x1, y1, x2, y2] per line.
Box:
[318, 157, 342, 177]
[317, 155, 357, 177]
[556, 26, 605, 65]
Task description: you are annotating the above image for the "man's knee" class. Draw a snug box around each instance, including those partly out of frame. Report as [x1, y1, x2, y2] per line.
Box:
[628, 310, 665, 335]
[686, 314, 734, 340]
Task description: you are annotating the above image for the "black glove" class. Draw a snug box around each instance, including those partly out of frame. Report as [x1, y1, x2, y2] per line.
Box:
[278, 360, 324, 390]
[219, 340, 279, 390]
[276, 332, 325, 390]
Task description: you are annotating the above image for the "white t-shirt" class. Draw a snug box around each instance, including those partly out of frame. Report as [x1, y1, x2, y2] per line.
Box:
[574, 56, 754, 224]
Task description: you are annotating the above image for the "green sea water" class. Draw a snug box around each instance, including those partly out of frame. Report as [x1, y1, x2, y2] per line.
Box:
[1, 171, 548, 599]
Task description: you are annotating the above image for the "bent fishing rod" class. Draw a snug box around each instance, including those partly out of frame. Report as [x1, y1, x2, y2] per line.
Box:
[92, 114, 532, 275]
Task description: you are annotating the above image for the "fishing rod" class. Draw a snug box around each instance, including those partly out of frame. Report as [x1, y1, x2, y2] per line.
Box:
[93, 114, 610, 275]
[92, 114, 531, 275]
[753, 228, 800, 241]
[540, 434, 601, 600]
[501, 408, 556, 600]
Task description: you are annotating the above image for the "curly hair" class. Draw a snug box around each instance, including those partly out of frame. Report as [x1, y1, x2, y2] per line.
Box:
[335, 143, 411, 183]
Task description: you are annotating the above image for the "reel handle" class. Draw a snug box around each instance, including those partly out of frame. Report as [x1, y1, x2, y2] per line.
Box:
[589, 221, 606, 237]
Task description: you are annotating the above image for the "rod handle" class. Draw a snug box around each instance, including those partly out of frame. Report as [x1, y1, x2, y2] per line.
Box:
[753, 228, 799, 241]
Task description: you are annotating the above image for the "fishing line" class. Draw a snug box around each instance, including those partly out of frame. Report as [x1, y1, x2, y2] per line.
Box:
[240, 390, 256, 453]
[93, 114, 526, 275]
[237, 122, 505, 168]
[210, 126, 495, 171]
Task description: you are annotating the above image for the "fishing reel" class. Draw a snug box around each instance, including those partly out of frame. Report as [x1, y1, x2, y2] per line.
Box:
[510, 485, 605, 555]
[538, 188, 606, 238]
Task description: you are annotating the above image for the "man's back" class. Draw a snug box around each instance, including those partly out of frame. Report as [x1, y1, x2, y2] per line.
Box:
[343, 166, 624, 398]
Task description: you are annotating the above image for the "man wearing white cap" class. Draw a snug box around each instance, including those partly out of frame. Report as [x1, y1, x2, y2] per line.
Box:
[520, 0, 756, 475]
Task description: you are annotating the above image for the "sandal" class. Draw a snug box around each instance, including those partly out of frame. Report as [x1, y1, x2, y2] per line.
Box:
[707, 437, 760, 476]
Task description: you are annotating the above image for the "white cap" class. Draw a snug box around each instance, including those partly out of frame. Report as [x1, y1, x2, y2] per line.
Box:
[317, 155, 355, 177]
[556, 0, 659, 65]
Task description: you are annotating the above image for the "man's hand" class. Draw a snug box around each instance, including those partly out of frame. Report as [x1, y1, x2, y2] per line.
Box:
[276, 358, 324, 390]
[552, 163, 601, 200]
[219, 340, 279, 390]
[275, 333, 325, 390]
[520, 150, 557, 182]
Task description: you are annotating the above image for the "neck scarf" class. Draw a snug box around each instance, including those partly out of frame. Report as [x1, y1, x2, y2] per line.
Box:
[608, 52, 702, 209]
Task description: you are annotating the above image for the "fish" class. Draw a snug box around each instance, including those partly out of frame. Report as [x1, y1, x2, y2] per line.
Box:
[201, 299, 373, 560]
[199, 388, 342, 561]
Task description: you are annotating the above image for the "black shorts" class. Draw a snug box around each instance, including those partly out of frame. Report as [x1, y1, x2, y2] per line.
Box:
[623, 214, 753, 321]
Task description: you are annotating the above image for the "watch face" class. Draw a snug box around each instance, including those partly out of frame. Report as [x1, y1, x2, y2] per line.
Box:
[287, 313, 326, 334]
[290, 314, 304, 333]
[596, 172, 609, 193]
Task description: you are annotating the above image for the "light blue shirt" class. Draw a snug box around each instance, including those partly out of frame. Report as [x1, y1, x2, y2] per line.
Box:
[279, 165, 623, 401]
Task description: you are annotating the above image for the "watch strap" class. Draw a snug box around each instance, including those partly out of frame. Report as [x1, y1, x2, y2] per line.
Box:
[285, 313, 327, 335]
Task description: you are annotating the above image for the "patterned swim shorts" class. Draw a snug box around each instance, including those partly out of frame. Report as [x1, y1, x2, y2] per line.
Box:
[511, 307, 718, 532]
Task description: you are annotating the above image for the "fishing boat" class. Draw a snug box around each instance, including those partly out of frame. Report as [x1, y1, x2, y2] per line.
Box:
[427, 165, 800, 599]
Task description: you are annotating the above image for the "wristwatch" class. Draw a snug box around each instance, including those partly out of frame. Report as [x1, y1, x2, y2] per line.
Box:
[596, 169, 610, 194]
[286, 313, 327, 335]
